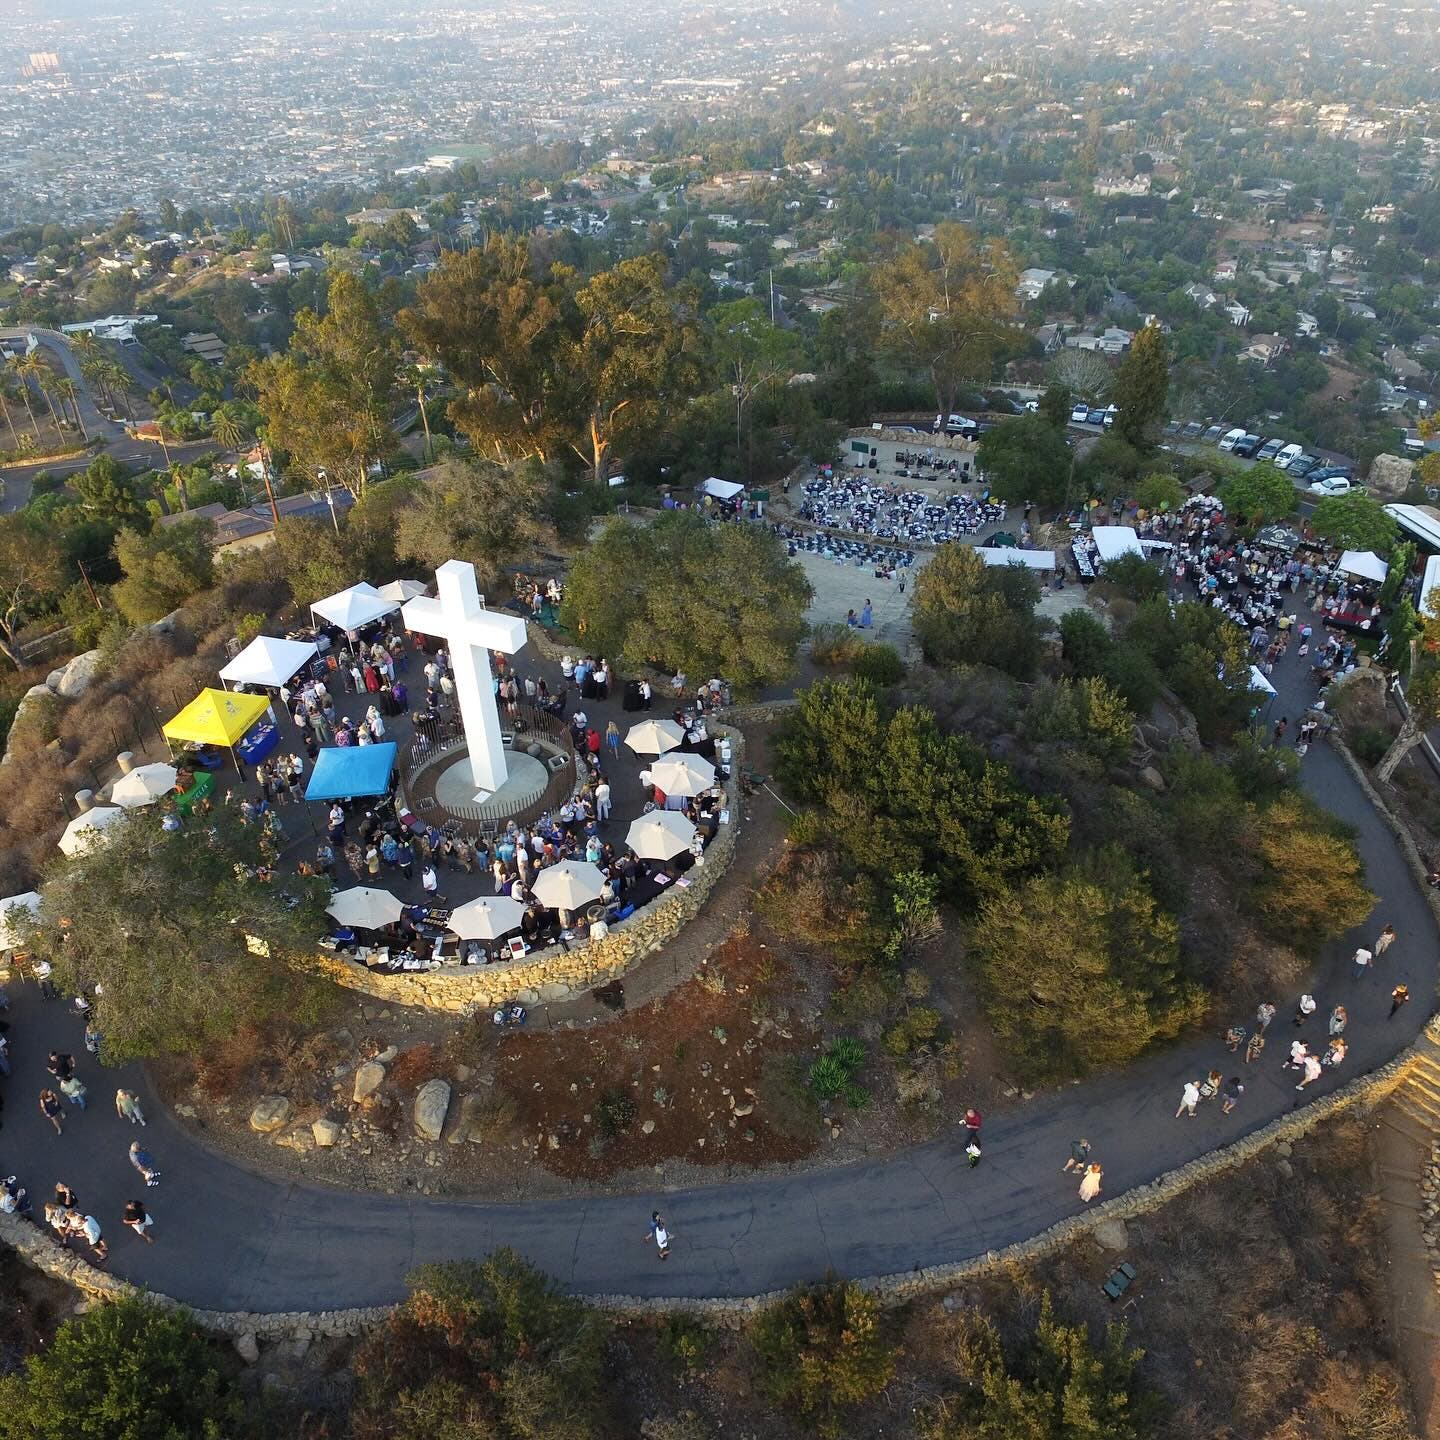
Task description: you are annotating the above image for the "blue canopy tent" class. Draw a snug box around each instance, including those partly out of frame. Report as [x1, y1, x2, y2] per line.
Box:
[304, 743, 398, 802]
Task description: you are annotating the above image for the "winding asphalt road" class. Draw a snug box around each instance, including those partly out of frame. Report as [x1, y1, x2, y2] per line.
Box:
[1, 602, 1435, 1311]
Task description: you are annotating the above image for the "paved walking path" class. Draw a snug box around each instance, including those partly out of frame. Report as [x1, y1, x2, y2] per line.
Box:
[1, 600, 1435, 1312]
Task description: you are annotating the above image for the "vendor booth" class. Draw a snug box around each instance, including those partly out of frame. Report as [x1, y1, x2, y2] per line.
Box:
[219, 635, 320, 691]
[310, 582, 400, 635]
[304, 742, 399, 802]
[1336, 550, 1388, 585]
[162, 688, 276, 774]
[699, 477, 744, 503]
[1092, 526, 1144, 564]
[978, 548, 1056, 570]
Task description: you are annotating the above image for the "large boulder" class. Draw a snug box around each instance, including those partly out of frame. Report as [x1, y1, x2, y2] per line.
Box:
[312, 1118, 342, 1148]
[249, 1095, 293, 1133]
[1368, 453, 1414, 500]
[353, 1060, 386, 1102]
[414, 1079, 452, 1141]
[54, 648, 103, 700]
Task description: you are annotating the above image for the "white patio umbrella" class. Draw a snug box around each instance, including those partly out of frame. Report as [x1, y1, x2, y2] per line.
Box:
[58, 806, 125, 857]
[625, 717, 685, 755]
[325, 885, 404, 930]
[0, 891, 41, 949]
[626, 810, 696, 861]
[110, 762, 179, 809]
[650, 753, 716, 797]
[448, 895, 526, 940]
[531, 859, 606, 912]
[377, 578, 429, 603]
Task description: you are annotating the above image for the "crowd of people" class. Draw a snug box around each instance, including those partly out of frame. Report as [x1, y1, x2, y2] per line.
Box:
[795, 475, 1007, 546]
[0, 984, 161, 1267]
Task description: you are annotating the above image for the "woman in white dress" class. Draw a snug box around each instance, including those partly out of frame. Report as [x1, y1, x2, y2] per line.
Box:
[1078, 1163, 1103, 1203]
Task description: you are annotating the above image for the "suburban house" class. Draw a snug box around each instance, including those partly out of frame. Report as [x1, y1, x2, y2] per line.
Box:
[1223, 300, 1252, 326]
[1242, 333, 1287, 365]
[1183, 282, 1218, 308]
[1296, 311, 1320, 338]
[1093, 174, 1150, 198]
[1065, 326, 1133, 355]
[1015, 266, 1070, 301]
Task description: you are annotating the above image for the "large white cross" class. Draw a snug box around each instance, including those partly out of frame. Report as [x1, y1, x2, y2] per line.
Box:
[401, 560, 529, 800]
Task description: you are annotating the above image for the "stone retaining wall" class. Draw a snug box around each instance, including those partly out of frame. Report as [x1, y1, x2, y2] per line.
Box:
[317, 725, 744, 1013]
[850, 426, 980, 457]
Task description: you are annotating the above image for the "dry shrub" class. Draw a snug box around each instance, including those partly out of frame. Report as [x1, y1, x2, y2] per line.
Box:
[467, 1089, 519, 1140]
[110, 628, 179, 680]
[758, 848, 886, 974]
[387, 1042, 440, 1091]
[58, 692, 142, 770]
[142, 654, 220, 713]
[194, 1022, 265, 1099]
[6, 692, 62, 754]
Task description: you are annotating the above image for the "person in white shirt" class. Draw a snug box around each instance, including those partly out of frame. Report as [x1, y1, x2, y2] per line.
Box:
[1175, 1080, 1201, 1117]
[594, 780, 611, 822]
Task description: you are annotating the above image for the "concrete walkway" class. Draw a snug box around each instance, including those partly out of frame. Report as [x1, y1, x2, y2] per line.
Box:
[1, 599, 1435, 1312]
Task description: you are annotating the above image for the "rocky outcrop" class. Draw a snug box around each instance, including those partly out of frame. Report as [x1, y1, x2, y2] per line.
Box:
[54, 648, 103, 700]
[1368, 453, 1415, 500]
[353, 1060, 386, 1102]
[248, 1096, 293, 1133]
[414, 1079, 451, 1141]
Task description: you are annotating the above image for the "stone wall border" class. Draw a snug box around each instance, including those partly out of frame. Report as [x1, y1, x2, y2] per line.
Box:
[315, 722, 745, 1013]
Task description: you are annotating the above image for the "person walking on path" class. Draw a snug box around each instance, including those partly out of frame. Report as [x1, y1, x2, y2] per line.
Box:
[1256, 1002, 1276, 1034]
[47, 1050, 75, 1083]
[1374, 924, 1397, 958]
[1352, 946, 1373, 981]
[39, 1088, 63, 1134]
[1176, 1080, 1201, 1117]
[59, 1074, 86, 1110]
[1296, 1053, 1323, 1091]
[1390, 984, 1411, 1019]
[965, 1138, 982, 1168]
[71, 1213, 107, 1263]
[123, 1199, 155, 1243]
[1294, 994, 1317, 1026]
[1062, 1138, 1092, 1174]
[114, 1089, 146, 1126]
[128, 1141, 160, 1187]
[1328, 1005, 1348, 1038]
[1284, 1040, 1310, 1072]
[1078, 1164, 1103, 1203]
[1198, 1069, 1222, 1104]
[605, 721, 621, 758]
[1245, 1031, 1266, 1064]
[1221, 1076, 1245, 1115]
[961, 1107, 983, 1147]
[1323, 1037, 1347, 1068]
[647, 1211, 671, 1261]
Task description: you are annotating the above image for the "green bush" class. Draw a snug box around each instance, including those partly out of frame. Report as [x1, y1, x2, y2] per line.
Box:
[808, 1036, 869, 1107]
[1348, 725, 1391, 766]
[851, 642, 905, 686]
[659, 1315, 712, 1371]
[1101, 552, 1168, 602]
[750, 1279, 897, 1438]
[881, 1005, 943, 1057]
[0, 1294, 251, 1440]
[809, 621, 866, 668]
[595, 1087, 637, 1138]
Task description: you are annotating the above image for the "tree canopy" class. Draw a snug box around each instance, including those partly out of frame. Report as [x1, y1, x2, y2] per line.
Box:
[394, 456, 556, 588]
[1215, 463, 1297, 527]
[1110, 321, 1170, 447]
[111, 516, 215, 625]
[26, 809, 332, 1061]
[869, 223, 1019, 419]
[976, 415, 1074, 509]
[0, 1295, 250, 1440]
[911, 542, 1048, 679]
[0, 513, 66, 668]
[1308, 491, 1398, 553]
[560, 511, 811, 694]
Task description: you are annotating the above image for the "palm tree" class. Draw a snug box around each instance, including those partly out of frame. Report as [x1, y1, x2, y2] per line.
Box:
[404, 363, 434, 462]
[167, 461, 189, 512]
[80, 358, 109, 411]
[7, 356, 41, 439]
[0, 377, 21, 449]
[31, 364, 62, 434]
[54, 377, 86, 441]
[71, 333, 102, 368]
[104, 363, 133, 423]
[212, 411, 243, 452]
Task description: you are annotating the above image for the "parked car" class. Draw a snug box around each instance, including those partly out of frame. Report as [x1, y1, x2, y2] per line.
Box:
[1218, 427, 1248, 452]
[1308, 465, 1353, 484]
[987, 394, 1025, 415]
[1071, 403, 1092, 424]
[1200, 424, 1225, 444]
[1086, 408, 1108, 425]
[1232, 434, 1264, 458]
[1256, 438, 1286, 462]
[945, 414, 976, 436]
[1181, 420, 1205, 439]
[1287, 454, 1320, 478]
[1310, 475, 1354, 496]
[1275, 443, 1305, 470]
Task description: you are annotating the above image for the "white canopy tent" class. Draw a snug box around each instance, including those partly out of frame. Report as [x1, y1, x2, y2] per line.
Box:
[978, 548, 1056, 570]
[531, 859, 607, 912]
[1249, 665, 1277, 696]
[310, 582, 399, 632]
[325, 886, 404, 930]
[650, 753, 717, 797]
[1336, 550, 1387, 585]
[58, 806, 125, 857]
[447, 896, 526, 941]
[376, 579, 429, 604]
[626, 810, 697, 861]
[0, 891, 41, 949]
[110, 762, 179, 809]
[700, 477, 744, 501]
[219, 635, 319, 690]
[1092, 526, 1144, 563]
[1420, 555, 1440, 621]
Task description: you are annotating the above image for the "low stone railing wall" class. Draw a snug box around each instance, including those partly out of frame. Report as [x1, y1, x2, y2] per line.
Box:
[318, 725, 744, 1013]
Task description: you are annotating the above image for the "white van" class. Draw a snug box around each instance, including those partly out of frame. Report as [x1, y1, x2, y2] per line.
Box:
[1218, 427, 1247, 452]
[1275, 443, 1304, 470]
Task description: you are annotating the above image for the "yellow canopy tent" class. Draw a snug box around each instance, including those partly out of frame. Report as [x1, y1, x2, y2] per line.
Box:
[162, 688, 272, 773]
